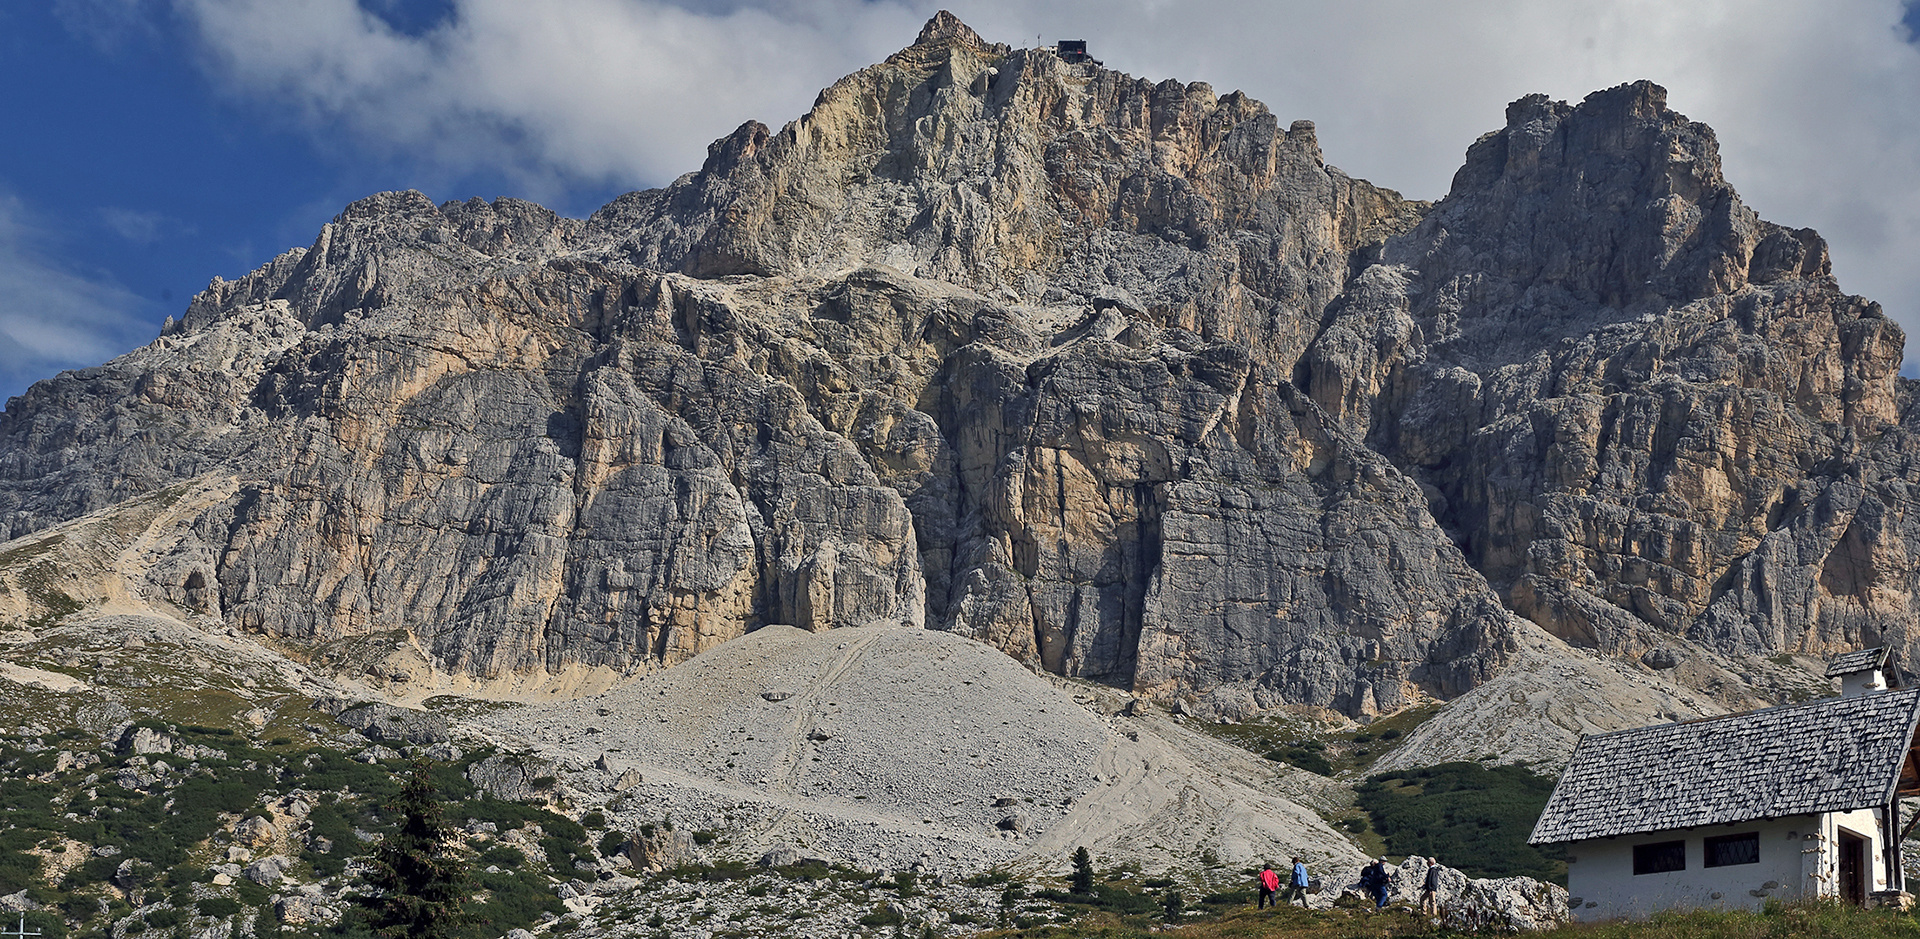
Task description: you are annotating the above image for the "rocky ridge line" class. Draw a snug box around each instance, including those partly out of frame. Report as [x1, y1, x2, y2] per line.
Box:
[0, 14, 1908, 738]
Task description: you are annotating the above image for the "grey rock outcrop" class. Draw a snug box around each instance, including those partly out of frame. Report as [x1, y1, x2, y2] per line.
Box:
[757, 844, 802, 868]
[324, 700, 450, 745]
[274, 895, 324, 925]
[119, 726, 174, 756]
[243, 855, 291, 886]
[234, 815, 277, 849]
[1314, 858, 1566, 929]
[624, 827, 695, 872]
[467, 753, 558, 802]
[0, 15, 1913, 723]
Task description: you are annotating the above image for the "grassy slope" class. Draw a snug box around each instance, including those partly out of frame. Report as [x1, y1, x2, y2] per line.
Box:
[1357, 761, 1567, 884]
[983, 898, 1920, 939]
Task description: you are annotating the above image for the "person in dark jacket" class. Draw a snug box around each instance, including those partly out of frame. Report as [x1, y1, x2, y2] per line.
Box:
[1420, 857, 1446, 916]
[1358, 857, 1391, 909]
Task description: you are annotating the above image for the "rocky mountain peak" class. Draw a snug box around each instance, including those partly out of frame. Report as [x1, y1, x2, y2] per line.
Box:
[911, 10, 989, 51]
[3, 17, 1917, 745]
[582, 16, 1406, 305]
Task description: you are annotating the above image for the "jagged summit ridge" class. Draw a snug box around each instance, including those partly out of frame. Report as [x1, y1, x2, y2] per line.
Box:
[582, 10, 1404, 318]
[911, 9, 991, 51]
[0, 17, 1909, 735]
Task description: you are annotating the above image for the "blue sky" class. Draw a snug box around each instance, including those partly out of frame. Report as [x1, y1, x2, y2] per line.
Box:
[5, 0, 1920, 406]
[0, 1, 632, 403]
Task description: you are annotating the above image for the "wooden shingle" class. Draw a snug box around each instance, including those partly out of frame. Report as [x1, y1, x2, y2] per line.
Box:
[1529, 688, 1920, 844]
[1826, 646, 1890, 678]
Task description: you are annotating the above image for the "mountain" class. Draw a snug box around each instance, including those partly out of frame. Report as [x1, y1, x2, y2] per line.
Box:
[0, 12, 1907, 748]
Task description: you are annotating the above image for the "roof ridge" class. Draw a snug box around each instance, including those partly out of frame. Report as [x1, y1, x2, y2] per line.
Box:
[1533, 686, 1920, 845]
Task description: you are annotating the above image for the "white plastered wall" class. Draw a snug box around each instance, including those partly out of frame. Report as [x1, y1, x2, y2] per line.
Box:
[1808, 807, 1891, 899]
[1563, 812, 1889, 921]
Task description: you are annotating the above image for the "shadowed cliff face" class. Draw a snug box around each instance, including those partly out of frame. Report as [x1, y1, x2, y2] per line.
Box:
[0, 16, 1907, 718]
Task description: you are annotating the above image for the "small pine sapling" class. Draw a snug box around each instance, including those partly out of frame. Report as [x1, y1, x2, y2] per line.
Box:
[1070, 846, 1094, 895]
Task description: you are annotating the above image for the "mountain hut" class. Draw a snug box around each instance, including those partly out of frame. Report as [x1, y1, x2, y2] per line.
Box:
[1530, 647, 1920, 920]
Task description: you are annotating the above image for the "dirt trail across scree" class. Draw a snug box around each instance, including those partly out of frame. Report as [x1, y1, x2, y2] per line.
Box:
[471, 624, 1366, 876]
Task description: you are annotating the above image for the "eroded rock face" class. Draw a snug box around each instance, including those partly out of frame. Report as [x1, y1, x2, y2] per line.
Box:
[1300, 81, 1909, 679]
[0, 16, 1910, 718]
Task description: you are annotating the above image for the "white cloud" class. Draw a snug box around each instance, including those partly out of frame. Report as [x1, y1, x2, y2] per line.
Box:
[169, 0, 1920, 364]
[175, 0, 927, 195]
[53, 0, 168, 51]
[0, 194, 158, 399]
[99, 207, 191, 244]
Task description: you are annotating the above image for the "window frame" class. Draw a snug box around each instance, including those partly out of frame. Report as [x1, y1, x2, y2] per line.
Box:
[1632, 839, 1688, 875]
[1703, 832, 1760, 868]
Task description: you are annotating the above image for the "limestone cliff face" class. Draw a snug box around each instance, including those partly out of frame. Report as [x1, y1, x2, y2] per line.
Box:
[1300, 82, 1908, 674]
[0, 16, 1907, 717]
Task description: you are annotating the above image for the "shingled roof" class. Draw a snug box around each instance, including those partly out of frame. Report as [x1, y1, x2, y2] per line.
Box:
[1827, 646, 1890, 678]
[1530, 688, 1920, 844]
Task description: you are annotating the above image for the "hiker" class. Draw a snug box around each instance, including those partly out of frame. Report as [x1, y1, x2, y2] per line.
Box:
[1257, 862, 1280, 908]
[1284, 856, 1310, 907]
[1358, 856, 1392, 909]
[1420, 857, 1446, 916]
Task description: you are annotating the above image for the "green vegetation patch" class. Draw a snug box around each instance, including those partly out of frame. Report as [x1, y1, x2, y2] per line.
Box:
[1356, 761, 1566, 884]
[0, 534, 65, 570]
[1263, 739, 1332, 775]
[18, 560, 85, 629]
[1203, 703, 1444, 777]
[0, 723, 589, 939]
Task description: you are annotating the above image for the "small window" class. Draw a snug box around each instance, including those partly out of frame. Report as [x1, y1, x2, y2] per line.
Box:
[1633, 840, 1687, 875]
[1704, 832, 1760, 867]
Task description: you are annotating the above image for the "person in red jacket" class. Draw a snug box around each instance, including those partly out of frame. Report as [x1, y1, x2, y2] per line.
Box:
[1257, 863, 1281, 908]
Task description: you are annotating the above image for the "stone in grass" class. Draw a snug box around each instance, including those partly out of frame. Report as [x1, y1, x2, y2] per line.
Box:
[276, 896, 318, 924]
[468, 752, 560, 802]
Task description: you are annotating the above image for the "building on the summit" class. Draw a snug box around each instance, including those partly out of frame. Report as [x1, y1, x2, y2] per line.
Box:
[1530, 647, 1920, 920]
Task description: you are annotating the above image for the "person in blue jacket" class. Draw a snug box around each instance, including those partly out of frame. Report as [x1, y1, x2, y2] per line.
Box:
[1284, 856, 1310, 906]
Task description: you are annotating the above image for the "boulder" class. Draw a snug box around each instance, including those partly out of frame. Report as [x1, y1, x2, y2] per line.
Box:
[353, 745, 403, 763]
[1447, 876, 1568, 931]
[1310, 858, 1565, 929]
[467, 753, 558, 802]
[243, 855, 291, 885]
[627, 828, 694, 872]
[326, 701, 450, 745]
[118, 726, 174, 755]
[275, 896, 319, 924]
[234, 815, 278, 849]
[759, 844, 802, 868]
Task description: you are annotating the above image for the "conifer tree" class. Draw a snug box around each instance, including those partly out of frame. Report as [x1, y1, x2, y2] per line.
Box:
[358, 760, 470, 939]
[1070, 846, 1094, 895]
